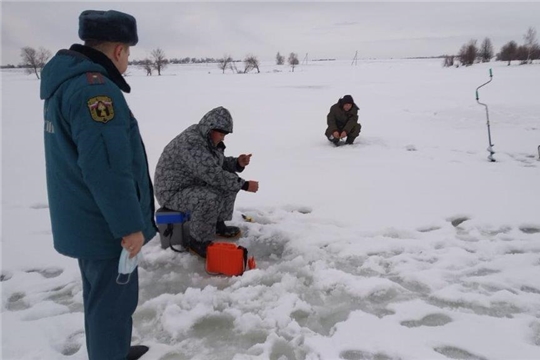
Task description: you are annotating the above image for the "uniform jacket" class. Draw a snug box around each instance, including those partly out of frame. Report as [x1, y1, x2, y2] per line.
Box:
[326, 98, 360, 134]
[40, 44, 157, 259]
[154, 107, 246, 207]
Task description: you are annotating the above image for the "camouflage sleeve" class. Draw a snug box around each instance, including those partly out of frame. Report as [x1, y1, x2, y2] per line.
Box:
[180, 148, 245, 192]
[222, 156, 240, 173]
[68, 85, 145, 238]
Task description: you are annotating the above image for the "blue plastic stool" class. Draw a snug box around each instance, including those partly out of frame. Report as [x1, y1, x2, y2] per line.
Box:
[155, 207, 190, 251]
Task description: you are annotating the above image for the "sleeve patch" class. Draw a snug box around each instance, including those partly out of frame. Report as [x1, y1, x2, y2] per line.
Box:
[87, 96, 115, 123]
[86, 72, 105, 85]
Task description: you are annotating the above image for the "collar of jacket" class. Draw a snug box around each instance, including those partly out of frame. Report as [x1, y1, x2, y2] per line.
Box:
[69, 44, 131, 93]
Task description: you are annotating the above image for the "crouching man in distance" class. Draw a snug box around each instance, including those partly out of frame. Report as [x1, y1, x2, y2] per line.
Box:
[325, 94, 361, 146]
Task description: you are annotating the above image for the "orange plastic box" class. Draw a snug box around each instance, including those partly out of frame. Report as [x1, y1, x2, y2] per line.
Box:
[206, 243, 255, 276]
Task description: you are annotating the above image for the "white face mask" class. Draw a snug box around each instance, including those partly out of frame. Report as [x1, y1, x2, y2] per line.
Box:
[116, 248, 143, 285]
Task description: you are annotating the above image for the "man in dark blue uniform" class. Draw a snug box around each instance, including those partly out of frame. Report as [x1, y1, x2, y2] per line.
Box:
[40, 10, 157, 360]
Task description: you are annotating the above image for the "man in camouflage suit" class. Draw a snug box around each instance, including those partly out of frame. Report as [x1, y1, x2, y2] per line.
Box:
[154, 107, 259, 257]
[325, 94, 361, 145]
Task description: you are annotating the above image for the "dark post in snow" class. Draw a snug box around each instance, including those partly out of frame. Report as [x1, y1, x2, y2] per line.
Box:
[475, 69, 495, 162]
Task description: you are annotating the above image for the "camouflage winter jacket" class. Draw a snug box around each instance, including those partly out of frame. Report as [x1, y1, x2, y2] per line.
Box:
[326, 98, 360, 134]
[154, 107, 246, 206]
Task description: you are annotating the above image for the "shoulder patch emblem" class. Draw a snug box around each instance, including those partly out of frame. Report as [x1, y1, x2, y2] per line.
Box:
[86, 72, 105, 85]
[87, 96, 114, 123]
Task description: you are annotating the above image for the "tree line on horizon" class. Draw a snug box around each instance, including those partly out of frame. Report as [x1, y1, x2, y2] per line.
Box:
[10, 27, 538, 79]
[131, 50, 300, 76]
[444, 27, 539, 67]
[7, 45, 303, 79]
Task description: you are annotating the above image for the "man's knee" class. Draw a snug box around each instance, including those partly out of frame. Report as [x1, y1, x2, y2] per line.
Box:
[353, 123, 361, 136]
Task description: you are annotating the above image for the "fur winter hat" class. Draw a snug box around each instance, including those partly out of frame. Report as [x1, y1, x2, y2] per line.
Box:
[342, 95, 354, 105]
[79, 10, 138, 46]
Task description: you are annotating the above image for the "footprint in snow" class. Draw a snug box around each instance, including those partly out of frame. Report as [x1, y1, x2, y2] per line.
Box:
[519, 225, 540, 234]
[30, 203, 49, 209]
[400, 313, 453, 328]
[59, 330, 84, 356]
[340, 349, 401, 360]
[448, 216, 470, 227]
[6, 292, 30, 311]
[434, 346, 488, 360]
[26, 267, 63, 278]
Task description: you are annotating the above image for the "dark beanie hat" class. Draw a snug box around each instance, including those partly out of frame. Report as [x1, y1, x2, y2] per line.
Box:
[342, 95, 354, 105]
[79, 10, 138, 46]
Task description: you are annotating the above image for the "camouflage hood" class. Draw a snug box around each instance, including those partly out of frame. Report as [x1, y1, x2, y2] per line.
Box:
[198, 107, 234, 140]
[154, 106, 246, 207]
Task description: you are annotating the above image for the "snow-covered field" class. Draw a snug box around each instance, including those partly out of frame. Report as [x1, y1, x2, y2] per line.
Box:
[2, 58, 540, 360]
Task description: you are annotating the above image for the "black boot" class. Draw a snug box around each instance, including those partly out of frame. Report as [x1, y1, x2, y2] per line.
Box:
[188, 239, 213, 258]
[127, 345, 149, 360]
[216, 220, 241, 238]
[345, 136, 356, 145]
[328, 136, 340, 146]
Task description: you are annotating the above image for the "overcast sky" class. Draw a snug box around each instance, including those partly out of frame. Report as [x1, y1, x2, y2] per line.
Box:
[2, 1, 540, 65]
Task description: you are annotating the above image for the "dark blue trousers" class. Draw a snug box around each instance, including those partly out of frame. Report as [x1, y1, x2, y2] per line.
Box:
[78, 258, 139, 360]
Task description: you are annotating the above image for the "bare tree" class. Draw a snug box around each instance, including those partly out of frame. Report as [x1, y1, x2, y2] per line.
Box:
[288, 52, 299, 72]
[141, 58, 152, 76]
[516, 45, 530, 64]
[497, 41, 518, 65]
[20, 46, 51, 79]
[276, 52, 285, 65]
[531, 44, 540, 61]
[523, 27, 538, 64]
[218, 55, 233, 74]
[458, 39, 478, 66]
[230, 61, 240, 74]
[243, 54, 260, 73]
[150, 48, 168, 76]
[443, 55, 454, 67]
[479, 38, 494, 63]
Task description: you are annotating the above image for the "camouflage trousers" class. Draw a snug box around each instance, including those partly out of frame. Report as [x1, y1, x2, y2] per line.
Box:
[163, 186, 237, 243]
